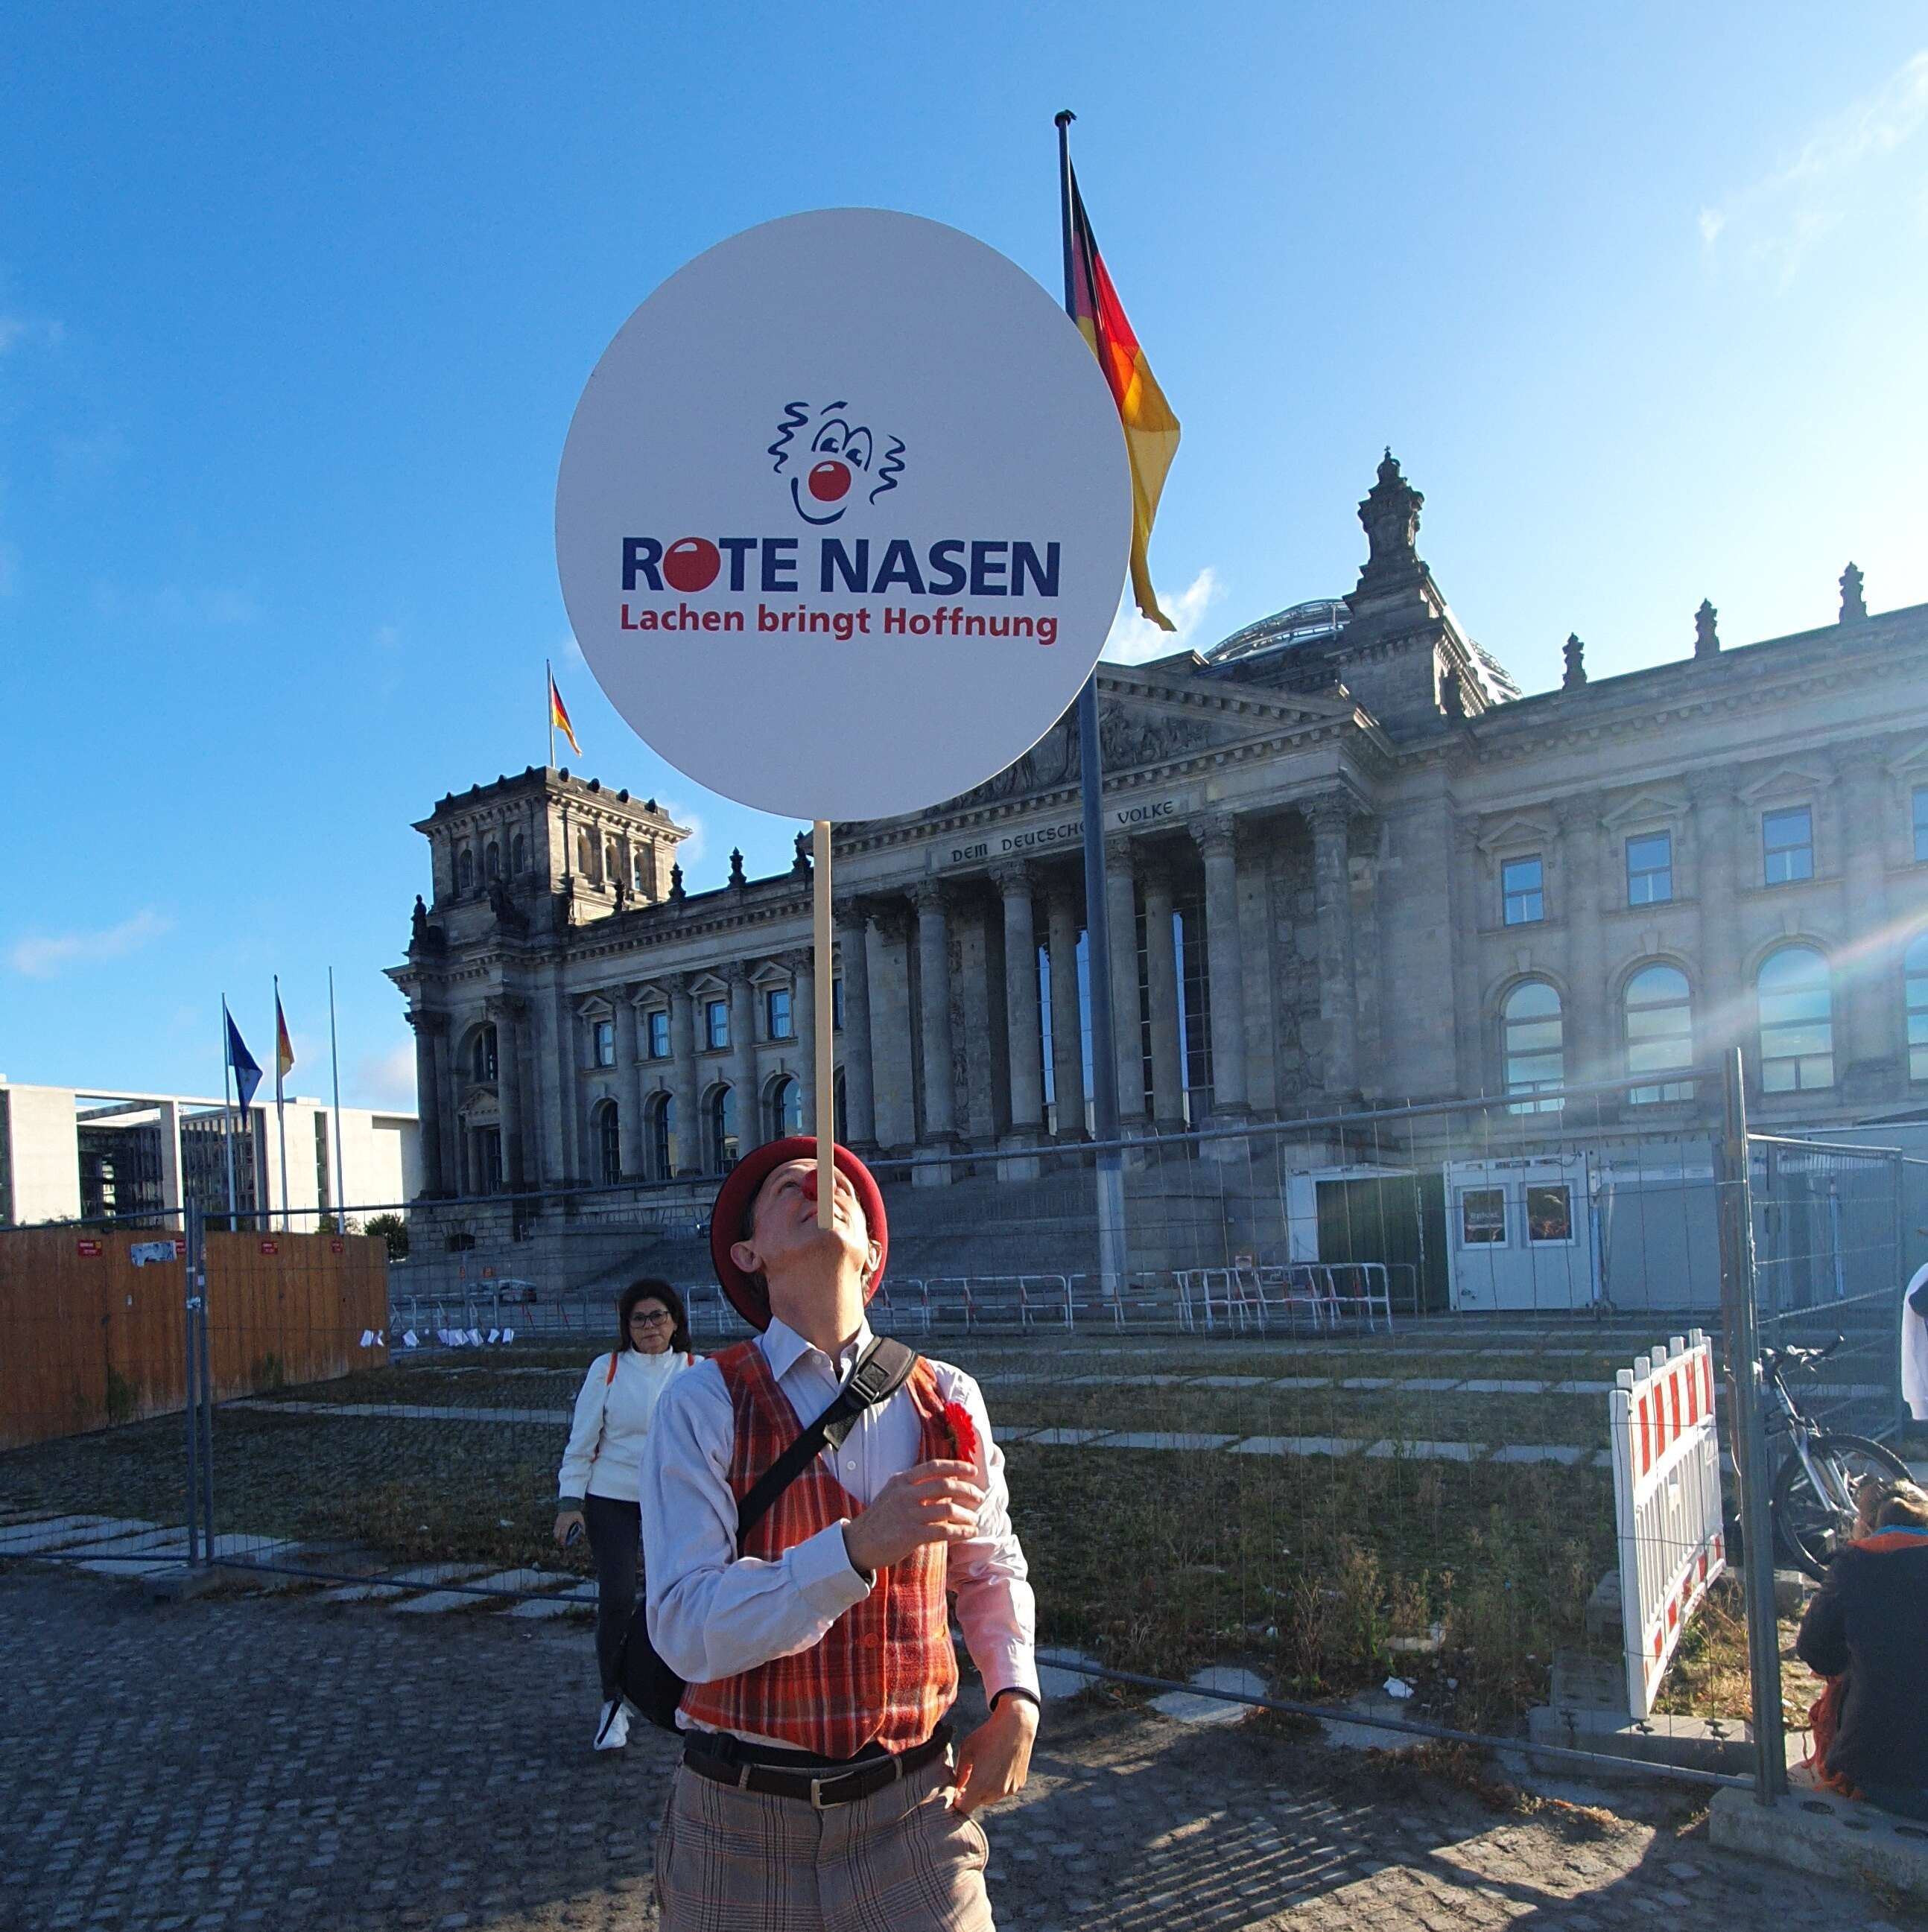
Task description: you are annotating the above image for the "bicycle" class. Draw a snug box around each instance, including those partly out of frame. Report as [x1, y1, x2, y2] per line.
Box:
[1763, 1333, 1911, 1581]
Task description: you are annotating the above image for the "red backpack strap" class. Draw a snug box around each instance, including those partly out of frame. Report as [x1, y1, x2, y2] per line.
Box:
[605, 1350, 620, 1385]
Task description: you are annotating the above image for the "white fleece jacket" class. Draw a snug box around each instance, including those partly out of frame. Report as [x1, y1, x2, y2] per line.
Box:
[556, 1347, 692, 1507]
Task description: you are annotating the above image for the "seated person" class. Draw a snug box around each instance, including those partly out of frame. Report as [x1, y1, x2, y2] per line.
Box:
[1796, 1478, 1928, 1821]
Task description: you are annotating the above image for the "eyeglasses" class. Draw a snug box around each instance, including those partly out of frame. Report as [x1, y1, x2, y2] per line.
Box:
[630, 1311, 673, 1328]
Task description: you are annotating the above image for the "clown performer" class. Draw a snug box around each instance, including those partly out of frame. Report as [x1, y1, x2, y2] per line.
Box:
[639, 1135, 1038, 1931]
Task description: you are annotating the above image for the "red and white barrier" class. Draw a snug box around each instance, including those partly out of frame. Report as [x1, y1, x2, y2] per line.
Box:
[1608, 1330, 1726, 1717]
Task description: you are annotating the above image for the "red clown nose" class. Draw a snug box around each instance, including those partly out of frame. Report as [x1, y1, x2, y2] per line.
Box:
[808, 460, 852, 502]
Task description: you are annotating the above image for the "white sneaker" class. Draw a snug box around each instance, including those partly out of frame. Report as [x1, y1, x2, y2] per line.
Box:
[594, 1697, 631, 1751]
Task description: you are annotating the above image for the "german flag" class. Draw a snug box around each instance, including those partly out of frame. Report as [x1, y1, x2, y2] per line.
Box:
[1066, 165, 1181, 631]
[549, 667, 582, 757]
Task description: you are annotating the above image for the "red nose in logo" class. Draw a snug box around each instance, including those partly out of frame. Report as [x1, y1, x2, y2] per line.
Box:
[662, 537, 721, 593]
[808, 460, 852, 503]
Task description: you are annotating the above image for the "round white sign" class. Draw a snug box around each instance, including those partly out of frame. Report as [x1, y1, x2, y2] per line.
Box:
[554, 209, 1132, 823]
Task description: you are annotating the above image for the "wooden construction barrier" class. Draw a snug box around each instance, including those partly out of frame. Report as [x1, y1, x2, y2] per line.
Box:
[0, 1226, 388, 1452]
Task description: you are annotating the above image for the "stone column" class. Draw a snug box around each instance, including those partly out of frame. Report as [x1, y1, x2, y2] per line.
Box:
[669, 974, 703, 1175]
[615, 990, 644, 1178]
[1105, 833, 1147, 1125]
[992, 862, 1045, 1136]
[1310, 796, 1360, 1100]
[1558, 795, 1605, 1091]
[727, 963, 758, 1155]
[1838, 760, 1893, 1081]
[869, 902, 916, 1150]
[1449, 822, 1483, 1095]
[486, 996, 524, 1190]
[1689, 775, 1743, 1071]
[1141, 857, 1185, 1128]
[834, 897, 878, 1148]
[1046, 880, 1086, 1138]
[788, 949, 816, 1133]
[1193, 814, 1249, 1116]
[407, 1010, 445, 1195]
[911, 882, 957, 1143]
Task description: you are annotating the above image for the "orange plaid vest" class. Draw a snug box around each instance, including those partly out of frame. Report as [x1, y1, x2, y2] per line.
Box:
[678, 1338, 959, 1758]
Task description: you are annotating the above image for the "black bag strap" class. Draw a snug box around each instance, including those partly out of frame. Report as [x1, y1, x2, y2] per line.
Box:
[734, 1336, 919, 1555]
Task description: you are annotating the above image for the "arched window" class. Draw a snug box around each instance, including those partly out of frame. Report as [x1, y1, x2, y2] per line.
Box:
[1502, 980, 1564, 1113]
[1758, 945, 1833, 1092]
[708, 1086, 738, 1172]
[577, 830, 595, 877]
[594, 1100, 621, 1186]
[650, 1093, 677, 1180]
[471, 1023, 498, 1085]
[1908, 934, 1928, 1083]
[457, 847, 475, 893]
[483, 841, 501, 881]
[606, 838, 622, 885]
[633, 850, 650, 894]
[510, 832, 527, 874]
[769, 1075, 802, 1141]
[1625, 964, 1693, 1104]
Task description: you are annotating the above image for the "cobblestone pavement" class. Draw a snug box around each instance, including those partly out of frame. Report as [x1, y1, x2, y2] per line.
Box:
[1, 1567, 1917, 1932]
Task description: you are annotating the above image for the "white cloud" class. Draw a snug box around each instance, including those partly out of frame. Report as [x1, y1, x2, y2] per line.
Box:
[373, 622, 402, 652]
[1100, 566, 1223, 666]
[10, 908, 173, 980]
[353, 1040, 417, 1110]
[0, 313, 62, 356]
[1700, 49, 1928, 281]
[661, 798, 705, 872]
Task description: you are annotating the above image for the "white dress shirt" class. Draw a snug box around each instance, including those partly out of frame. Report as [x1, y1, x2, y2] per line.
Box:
[640, 1315, 1038, 1737]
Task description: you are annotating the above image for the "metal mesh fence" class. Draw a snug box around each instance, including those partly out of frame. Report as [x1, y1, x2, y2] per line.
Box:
[4, 1074, 1920, 1787]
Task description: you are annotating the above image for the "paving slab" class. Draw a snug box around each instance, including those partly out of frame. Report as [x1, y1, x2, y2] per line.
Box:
[1021, 1427, 1109, 1446]
[1097, 1431, 1240, 1452]
[1150, 1665, 1268, 1726]
[1363, 1439, 1487, 1462]
[1230, 1434, 1369, 1457]
[1193, 1375, 1268, 1388]
[504, 1581, 597, 1619]
[317, 1561, 490, 1605]
[1265, 1376, 1332, 1389]
[1397, 1376, 1463, 1392]
[0, 1514, 142, 1554]
[1459, 1379, 1547, 1394]
[393, 1567, 565, 1612]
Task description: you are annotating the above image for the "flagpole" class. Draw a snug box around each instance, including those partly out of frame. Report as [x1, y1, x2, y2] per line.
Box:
[547, 657, 556, 769]
[221, 1000, 239, 1232]
[1056, 108, 1129, 1303]
[329, 967, 347, 1232]
[274, 976, 291, 1234]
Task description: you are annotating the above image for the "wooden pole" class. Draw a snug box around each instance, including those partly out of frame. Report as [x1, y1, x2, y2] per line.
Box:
[813, 820, 835, 1227]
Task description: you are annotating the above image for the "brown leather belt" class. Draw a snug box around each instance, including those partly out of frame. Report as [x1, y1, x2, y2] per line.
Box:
[682, 1726, 951, 1810]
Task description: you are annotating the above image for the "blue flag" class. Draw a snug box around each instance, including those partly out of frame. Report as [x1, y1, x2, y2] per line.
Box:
[225, 1003, 263, 1110]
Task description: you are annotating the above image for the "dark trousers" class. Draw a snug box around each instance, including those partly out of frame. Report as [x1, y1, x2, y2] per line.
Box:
[583, 1493, 641, 1701]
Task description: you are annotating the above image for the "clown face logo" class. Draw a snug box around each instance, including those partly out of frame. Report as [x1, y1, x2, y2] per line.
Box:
[767, 401, 906, 526]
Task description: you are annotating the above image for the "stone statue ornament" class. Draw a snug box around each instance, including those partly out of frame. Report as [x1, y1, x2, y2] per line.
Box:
[1695, 600, 1719, 659]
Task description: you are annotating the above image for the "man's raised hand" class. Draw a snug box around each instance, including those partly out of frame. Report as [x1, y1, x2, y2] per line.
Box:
[842, 1460, 983, 1576]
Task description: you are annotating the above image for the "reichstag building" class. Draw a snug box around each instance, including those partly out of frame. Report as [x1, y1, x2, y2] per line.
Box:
[392, 452, 1928, 1218]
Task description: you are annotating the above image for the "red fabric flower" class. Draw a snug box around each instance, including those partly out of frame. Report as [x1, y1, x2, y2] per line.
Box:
[943, 1399, 979, 1466]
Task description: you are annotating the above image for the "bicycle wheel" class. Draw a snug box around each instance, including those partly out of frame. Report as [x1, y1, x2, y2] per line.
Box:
[1773, 1434, 1914, 1580]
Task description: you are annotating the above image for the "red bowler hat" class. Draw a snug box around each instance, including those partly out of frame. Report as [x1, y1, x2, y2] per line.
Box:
[708, 1136, 890, 1332]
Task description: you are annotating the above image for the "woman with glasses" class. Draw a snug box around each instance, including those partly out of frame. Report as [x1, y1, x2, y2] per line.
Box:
[554, 1277, 694, 1752]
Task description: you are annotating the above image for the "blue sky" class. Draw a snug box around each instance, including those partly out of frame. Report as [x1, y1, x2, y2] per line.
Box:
[3, 6, 1926, 1112]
